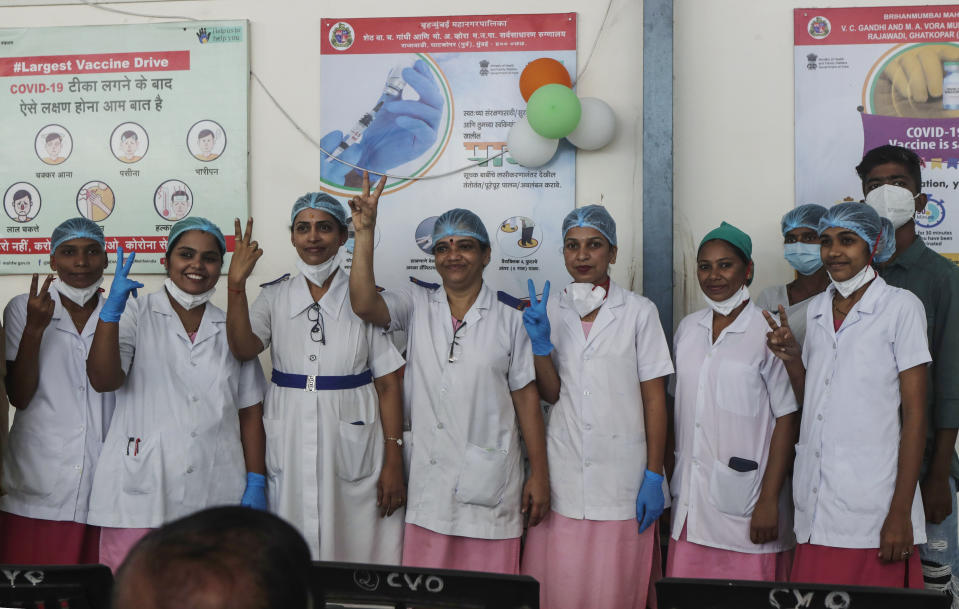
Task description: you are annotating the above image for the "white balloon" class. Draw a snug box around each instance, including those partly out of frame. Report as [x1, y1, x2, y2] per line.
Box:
[565, 97, 616, 150]
[506, 117, 559, 168]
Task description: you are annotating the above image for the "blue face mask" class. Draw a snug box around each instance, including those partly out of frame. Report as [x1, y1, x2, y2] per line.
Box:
[783, 242, 823, 275]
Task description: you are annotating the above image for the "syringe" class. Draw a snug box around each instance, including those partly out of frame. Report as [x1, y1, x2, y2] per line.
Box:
[327, 113, 373, 160]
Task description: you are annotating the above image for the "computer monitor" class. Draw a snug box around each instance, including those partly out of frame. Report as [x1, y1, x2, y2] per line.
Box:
[656, 577, 950, 609]
[311, 561, 539, 609]
[0, 564, 112, 609]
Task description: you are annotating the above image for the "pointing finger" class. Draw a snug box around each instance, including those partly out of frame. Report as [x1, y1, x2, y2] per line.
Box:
[234, 218, 242, 242]
[245, 217, 254, 244]
[40, 274, 54, 295]
[29, 273, 38, 296]
[541, 280, 550, 306]
[777, 304, 791, 328]
[762, 309, 781, 331]
[373, 173, 387, 199]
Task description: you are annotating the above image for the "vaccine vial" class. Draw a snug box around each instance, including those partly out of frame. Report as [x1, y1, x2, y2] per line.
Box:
[943, 61, 959, 110]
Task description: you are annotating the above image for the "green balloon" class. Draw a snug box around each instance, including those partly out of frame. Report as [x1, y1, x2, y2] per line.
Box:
[526, 84, 582, 139]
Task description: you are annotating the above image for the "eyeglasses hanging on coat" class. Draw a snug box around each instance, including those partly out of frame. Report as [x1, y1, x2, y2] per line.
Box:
[449, 320, 467, 363]
[308, 303, 326, 345]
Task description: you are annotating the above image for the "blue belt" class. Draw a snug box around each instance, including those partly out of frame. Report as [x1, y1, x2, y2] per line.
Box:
[271, 369, 373, 391]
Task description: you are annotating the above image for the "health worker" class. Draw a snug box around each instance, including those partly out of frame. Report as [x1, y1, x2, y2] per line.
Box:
[755, 204, 830, 347]
[0, 218, 114, 563]
[85, 217, 267, 571]
[519, 205, 673, 609]
[767, 203, 929, 588]
[225, 195, 406, 564]
[349, 174, 549, 575]
[668, 221, 799, 581]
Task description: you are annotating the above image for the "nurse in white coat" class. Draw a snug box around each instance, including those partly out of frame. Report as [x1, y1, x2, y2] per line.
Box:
[766, 203, 929, 589]
[519, 206, 674, 609]
[0, 218, 113, 564]
[349, 174, 549, 575]
[224, 195, 406, 563]
[86, 218, 267, 571]
[668, 221, 799, 581]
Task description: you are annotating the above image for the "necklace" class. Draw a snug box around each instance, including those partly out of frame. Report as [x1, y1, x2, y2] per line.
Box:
[832, 296, 851, 317]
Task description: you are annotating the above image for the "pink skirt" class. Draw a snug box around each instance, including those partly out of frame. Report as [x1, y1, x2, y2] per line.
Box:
[666, 522, 792, 581]
[521, 511, 660, 609]
[790, 542, 924, 588]
[0, 511, 100, 564]
[401, 523, 521, 574]
[98, 527, 153, 572]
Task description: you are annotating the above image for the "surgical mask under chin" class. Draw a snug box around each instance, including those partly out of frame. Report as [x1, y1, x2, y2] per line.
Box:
[565, 282, 607, 317]
[703, 285, 750, 316]
[784, 242, 823, 275]
[865, 184, 919, 229]
[164, 278, 215, 310]
[297, 251, 341, 287]
[55, 277, 103, 306]
[829, 264, 876, 298]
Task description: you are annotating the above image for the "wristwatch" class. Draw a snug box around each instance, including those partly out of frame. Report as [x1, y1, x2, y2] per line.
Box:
[385, 435, 404, 446]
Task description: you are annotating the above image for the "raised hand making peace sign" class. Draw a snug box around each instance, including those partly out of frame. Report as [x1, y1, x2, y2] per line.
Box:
[348, 172, 387, 234]
[763, 305, 801, 362]
[523, 279, 553, 356]
[228, 217, 263, 290]
[24, 274, 55, 332]
[99, 247, 144, 323]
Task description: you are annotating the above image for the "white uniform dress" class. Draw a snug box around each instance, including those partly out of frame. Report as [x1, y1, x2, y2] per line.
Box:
[794, 277, 930, 548]
[87, 290, 265, 528]
[671, 302, 798, 554]
[382, 280, 535, 540]
[251, 269, 405, 562]
[545, 280, 674, 520]
[1, 286, 115, 522]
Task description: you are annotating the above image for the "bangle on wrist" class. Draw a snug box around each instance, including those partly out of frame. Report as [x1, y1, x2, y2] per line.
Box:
[228, 287, 245, 294]
[385, 435, 404, 446]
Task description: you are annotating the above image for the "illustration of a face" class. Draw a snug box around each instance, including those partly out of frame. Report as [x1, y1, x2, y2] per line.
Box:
[121, 135, 138, 158]
[171, 193, 190, 218]
[45, 136, 62, 159]
[198, 134, 215, 156]
[13, 194, 32, 217]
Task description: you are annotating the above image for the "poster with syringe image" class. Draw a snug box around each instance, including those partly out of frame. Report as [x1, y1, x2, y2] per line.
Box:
[320, 13, 576, 297]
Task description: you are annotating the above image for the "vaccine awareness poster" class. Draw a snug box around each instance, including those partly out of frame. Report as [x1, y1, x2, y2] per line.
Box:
[795, 6, 959, 263]
[320, 13, 576, 296]
[0, 20, 248, 273]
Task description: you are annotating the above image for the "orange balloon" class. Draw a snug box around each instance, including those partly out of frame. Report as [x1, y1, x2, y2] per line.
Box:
[519, 58, 573, 102]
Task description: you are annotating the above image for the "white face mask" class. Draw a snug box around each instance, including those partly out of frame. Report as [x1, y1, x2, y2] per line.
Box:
[865, 184, 919, 229]
[703, 285, 750, 316]
[829, 264, 876, 299]
[297, 251, 341, 287]
[55, 277, 103, 306]
[164, 278, 215, 310]
[565, 282, 607, 318]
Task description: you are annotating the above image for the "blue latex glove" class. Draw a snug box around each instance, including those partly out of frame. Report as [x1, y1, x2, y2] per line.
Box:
[357, 59, 443, 180]
[319, 129, 366, 187]
[99, 247, 144, 323]
[241, 472, 267, 510]
[636, 469, 665, 533]
[523, 279, 553, 356]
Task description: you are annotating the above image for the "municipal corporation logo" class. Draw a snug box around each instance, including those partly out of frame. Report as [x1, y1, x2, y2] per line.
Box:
[917, 196, 946, 229]
[808, 16, 831, 40]
[329, 22, 355, 51]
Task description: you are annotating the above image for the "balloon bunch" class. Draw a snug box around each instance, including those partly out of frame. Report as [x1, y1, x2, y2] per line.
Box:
[507, 58, 616, 168]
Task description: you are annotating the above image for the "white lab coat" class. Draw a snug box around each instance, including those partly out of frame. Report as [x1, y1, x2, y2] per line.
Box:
[0, 287, 115, 522]
[251, 269, 405, 562]
[87, 290, 265, 528]
[383, 281, 535, 539]
[671, 302, 798, 553]
[794, 277, 930, 548]
[545, 281, 674, 521]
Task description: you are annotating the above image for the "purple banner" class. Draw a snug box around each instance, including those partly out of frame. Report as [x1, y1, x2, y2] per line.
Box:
[861, 112, 959, 163]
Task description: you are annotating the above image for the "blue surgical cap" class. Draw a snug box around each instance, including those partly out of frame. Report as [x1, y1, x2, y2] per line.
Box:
[818, 202, 896, 263]
[167, 217, 226, 257]
[51, 217, 104, 253]
[432, 208, 490, 247]
[781, 204, 828, 236]
[562, 205, 617, 246]
[291, 193, 348, 227]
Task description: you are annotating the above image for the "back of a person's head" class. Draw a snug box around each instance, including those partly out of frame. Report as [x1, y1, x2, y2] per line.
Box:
[113, 507, 312, 609]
